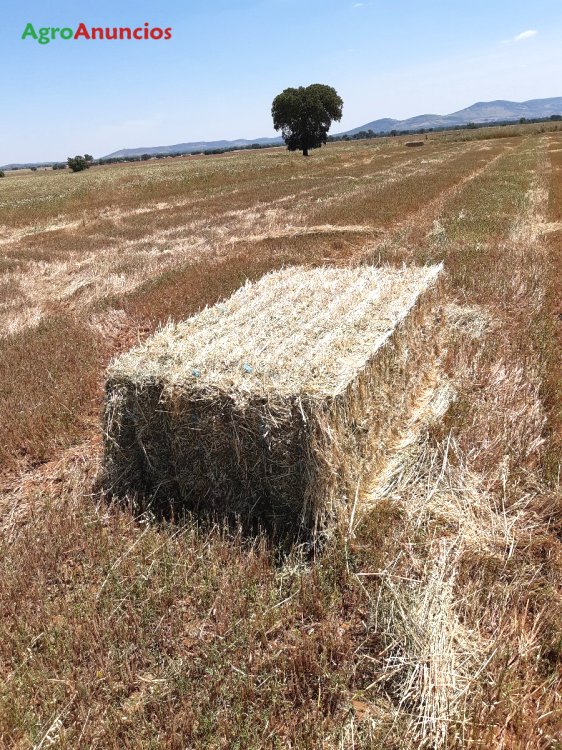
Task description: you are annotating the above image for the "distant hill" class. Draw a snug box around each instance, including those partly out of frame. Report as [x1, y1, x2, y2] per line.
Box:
[1, 162, 58, 170]
[343, 97, 562, 135]
[102, 137, 283, 160]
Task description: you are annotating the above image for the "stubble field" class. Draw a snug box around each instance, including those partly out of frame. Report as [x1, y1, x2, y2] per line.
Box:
[0, 126, 561, 749]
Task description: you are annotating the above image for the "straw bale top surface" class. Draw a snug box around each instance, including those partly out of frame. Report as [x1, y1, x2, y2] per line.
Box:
[110, 264, 441, 398]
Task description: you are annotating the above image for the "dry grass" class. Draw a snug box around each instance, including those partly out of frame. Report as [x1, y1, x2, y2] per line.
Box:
[0, 314, 102, 471]
[0, 138, 503, 337]
[0, 128, 561, 749]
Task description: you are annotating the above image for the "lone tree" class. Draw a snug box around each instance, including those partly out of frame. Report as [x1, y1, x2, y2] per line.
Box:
[67, 154, 92, 172]
[272, 84, 343, 156]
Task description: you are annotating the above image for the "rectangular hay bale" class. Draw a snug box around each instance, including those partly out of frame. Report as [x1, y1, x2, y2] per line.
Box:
[103, 264, 443, 537]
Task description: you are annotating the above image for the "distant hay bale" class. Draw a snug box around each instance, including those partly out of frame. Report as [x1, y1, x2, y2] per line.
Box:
[102, 264, 443, 538]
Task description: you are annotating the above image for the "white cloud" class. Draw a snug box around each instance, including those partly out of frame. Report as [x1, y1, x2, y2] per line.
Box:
[500, 29, 538, 44]
[513, 29, 538, 41]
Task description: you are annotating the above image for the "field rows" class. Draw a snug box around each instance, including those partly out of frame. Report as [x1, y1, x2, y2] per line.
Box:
[0, 132, 560, 749]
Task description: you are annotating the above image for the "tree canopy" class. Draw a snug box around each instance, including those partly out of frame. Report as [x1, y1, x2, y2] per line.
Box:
[67, 155, 91, 172]
[272, 84, 343, 156]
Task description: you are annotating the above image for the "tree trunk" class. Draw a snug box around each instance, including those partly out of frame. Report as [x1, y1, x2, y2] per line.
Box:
[303, 148, 309, 156]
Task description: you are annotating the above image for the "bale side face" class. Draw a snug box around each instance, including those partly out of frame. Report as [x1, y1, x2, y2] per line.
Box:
[103, 381, 309, 532]
[301, 285, 441, 535]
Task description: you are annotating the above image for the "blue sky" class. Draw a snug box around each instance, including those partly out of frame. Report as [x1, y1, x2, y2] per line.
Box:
[1, 0, 561, 163]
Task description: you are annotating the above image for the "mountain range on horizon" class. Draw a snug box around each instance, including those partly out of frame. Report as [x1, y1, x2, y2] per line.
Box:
[343, 96, 562, 135]
[3, 97, 561, 169]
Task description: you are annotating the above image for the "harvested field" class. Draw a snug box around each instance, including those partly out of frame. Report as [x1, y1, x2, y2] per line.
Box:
[103, 265, 442, 536]
[0, 127, 561, 749]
